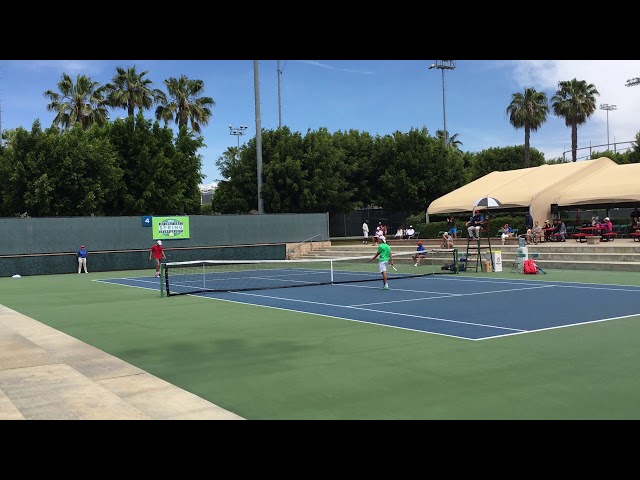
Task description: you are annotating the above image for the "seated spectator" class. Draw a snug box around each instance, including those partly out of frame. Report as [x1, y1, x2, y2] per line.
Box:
[446, 215, 457, 239]
[372, 225, 384, 245]
[394, 227, 404, 239]
[441, 231, 454, 249]
[553, 219, 567, 241]
[500, 223, 514, 245]
[405, 225, 416, 239]
[600, 217, 613, 235]
[530, 221, 543, 244]
[542, 220, 553, 241]
[631, 209, 640, 230]
[591, 211, 600, 226]
[412, 241, 426, 266]
[466, 210, 484, 239]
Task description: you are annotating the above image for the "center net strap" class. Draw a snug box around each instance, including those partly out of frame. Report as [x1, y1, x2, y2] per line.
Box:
[162, 249, 457, 296]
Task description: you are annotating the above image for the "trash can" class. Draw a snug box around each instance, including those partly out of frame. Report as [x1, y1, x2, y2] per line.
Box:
[458, 257, 467, 272]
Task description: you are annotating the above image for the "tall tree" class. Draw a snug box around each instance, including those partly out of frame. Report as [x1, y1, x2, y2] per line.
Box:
[435, 130, 463, 151]
[154, 75, 215, 133]
[472, 145, 546, 180]
[105, 66, 164, 117]
[43, 73, 109, 130]
[506, 87, 549, 168]
[0, 120, 122, 217]
[627, 131, 640, 164]
[551, 78, 599, 162]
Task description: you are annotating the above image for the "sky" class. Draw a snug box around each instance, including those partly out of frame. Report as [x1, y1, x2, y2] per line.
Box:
[1, 60, 640, 188]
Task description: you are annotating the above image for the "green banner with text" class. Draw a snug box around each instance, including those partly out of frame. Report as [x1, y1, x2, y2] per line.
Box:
[152, 216, 190, 240]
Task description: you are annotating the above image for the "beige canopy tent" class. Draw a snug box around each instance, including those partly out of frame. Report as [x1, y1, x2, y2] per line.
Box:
[426, 157, 635, 224]
[556, 162, 640, 206]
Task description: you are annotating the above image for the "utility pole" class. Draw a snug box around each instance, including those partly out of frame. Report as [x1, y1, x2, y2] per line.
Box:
[0, 68, 3, 147]
[277, 60, 282, 129]
[254, 60, 265, 214]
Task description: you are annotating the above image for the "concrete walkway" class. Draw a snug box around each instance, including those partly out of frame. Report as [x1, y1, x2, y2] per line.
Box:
[0, 305, 244, 420]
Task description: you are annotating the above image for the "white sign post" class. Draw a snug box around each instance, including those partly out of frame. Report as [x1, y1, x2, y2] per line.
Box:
[492, 250, 503, 272]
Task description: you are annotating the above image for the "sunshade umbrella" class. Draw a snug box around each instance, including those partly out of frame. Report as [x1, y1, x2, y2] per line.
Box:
[473, 196, 502, 209]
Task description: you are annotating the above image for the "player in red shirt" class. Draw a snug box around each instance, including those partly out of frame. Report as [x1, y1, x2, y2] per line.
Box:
[150, 240, 167, 277]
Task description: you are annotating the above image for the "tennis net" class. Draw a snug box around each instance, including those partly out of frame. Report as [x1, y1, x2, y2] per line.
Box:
[161, 248, 458, 296]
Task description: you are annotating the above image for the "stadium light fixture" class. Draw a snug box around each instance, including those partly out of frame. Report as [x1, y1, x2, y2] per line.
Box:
[625, 77, 640, 87]
[428, 61, 456, 147]
[229, 124, 248, 148]
[599, 104, 617, 151]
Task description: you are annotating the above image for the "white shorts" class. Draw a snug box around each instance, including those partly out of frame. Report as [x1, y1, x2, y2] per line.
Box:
[378, 261, 388, 273]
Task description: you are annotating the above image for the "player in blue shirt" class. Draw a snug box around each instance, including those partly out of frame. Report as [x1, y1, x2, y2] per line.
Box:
[412, 240, 426, 267]
[77, 245, 88, 273]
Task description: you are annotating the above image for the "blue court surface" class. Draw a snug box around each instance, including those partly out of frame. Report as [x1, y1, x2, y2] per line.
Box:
[98, 274, 640, 340]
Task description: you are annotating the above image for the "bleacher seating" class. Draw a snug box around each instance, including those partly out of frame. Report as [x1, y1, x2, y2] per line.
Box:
[573, 233, 588, 242]
[617, 224, 629, 238]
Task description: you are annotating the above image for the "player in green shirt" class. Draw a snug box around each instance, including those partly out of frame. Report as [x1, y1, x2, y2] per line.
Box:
[370, 236, 394, 289]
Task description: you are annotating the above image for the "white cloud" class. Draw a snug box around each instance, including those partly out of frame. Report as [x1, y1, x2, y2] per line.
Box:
[17, 60, 101, 74]
[297, 60, 374, 75]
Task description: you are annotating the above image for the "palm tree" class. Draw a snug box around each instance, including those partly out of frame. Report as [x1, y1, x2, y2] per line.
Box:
[506, 87, 549, 168]
[43, 73, 109, 129]
[435, 130, 463, 150]
[551, 78, 599, 162]
[154, 75, 215, 134]
[104, 66, 165, 117]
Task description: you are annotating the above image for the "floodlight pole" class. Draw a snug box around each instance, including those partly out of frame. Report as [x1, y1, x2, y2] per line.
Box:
[228, 124, 248, 149]
[599, 103, 617, 151]
[277, 60, 282, 129]
[254, 60, 265, 214]
[0, 69, 3, 147]
[428, 60, 456, 147]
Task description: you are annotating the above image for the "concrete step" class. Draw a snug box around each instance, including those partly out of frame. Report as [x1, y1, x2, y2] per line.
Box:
[301, 242, 640, 272]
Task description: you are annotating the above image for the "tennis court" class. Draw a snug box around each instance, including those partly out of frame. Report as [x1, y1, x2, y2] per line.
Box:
[100, 270, 640, 340]
[3, 264, 640, 419]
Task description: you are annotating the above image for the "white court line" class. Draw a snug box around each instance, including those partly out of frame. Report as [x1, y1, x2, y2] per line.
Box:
[480, 313, 640, 340]
[191, 295, 479, 341]
[431, 275, 640, 290]
[95, 278, 159, 289]
[434, 276, 640, 293]
[553, 284, 640, 292]
[350, 284, 554, 307]
[225, 290, 525, 333]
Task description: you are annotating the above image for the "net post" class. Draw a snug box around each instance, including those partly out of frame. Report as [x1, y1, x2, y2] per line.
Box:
[160, 263, 165, 297]
[453, 248, 458, 273]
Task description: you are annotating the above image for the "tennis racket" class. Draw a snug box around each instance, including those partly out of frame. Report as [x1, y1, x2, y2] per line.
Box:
[391, 264, 398, 272]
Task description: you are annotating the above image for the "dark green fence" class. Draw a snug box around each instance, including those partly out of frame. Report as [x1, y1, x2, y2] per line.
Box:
[0, 213, 326, 276]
